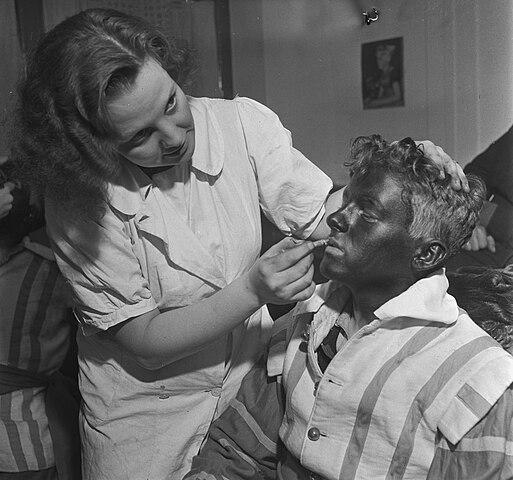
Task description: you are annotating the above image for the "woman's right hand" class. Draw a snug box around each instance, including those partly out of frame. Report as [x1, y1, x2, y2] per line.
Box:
[246, 236, 327, 305]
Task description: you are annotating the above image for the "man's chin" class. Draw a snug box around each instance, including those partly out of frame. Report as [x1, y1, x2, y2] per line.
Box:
[319, 261, 348, 282]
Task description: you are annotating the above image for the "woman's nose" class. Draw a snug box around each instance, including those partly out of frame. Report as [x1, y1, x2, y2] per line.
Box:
[159, 124, 180, 149]
[327, 207, 350, 233]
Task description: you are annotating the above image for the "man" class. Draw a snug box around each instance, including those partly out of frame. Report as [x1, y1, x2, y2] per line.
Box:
[183, 135, 513, 480]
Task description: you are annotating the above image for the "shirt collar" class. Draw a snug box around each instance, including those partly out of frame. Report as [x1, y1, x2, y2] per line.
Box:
[107, 161, 152, 216]
[374, 269, 458, 325]
[189, 96, 224, 177]
[22, 227, 55, 262]
[294, 281, 349, 316]
[295, 269, 458, 326]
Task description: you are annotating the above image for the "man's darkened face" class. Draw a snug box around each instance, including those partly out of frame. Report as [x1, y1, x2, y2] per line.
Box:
[320, 169, 415, 287]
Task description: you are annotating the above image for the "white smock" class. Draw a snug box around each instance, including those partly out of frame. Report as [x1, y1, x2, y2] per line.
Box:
[45, 97, 333, 479]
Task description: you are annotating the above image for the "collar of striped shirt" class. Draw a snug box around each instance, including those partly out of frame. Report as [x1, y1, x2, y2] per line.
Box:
[297, 268, 458, 328]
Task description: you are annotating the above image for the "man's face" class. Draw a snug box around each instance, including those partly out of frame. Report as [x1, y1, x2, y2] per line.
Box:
[320, 169, 415, 287]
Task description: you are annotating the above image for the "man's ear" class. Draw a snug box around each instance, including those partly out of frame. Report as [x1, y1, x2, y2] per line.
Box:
[411, 240, 447, 273]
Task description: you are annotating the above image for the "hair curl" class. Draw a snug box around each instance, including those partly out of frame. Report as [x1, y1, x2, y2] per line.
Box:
[347, 135, 485, 259]
[448, 266, 513, 351]
[10, 8, 196, 220]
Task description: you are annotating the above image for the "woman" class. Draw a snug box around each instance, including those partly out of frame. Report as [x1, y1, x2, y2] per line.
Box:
[11, 9, 465, 479]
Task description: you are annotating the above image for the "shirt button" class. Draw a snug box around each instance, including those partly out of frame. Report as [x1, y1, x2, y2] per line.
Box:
[301, 328, 310, 341]
[210, 387, 222, 397]
[307, 427, 321, 441]
[158, 394, 170, 399]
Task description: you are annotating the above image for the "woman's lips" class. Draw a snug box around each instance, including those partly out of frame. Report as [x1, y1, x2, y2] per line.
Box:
[162, 141, 184, 157]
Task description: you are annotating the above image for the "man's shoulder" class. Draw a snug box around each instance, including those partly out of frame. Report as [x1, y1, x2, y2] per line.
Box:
[454, 308, 508, 350]
[437, 325, 513, 445]
[428, 383, 513, 479]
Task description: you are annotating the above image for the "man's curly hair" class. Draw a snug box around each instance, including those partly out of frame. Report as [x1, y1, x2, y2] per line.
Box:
[10, 8, 197, 220]
[347, 135, 485, 258]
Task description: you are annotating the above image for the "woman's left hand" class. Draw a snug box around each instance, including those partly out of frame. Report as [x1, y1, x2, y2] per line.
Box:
[416, 140, 469, 192]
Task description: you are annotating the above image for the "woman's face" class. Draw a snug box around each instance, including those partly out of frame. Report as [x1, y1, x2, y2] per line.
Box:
[107, 59, 195, 168]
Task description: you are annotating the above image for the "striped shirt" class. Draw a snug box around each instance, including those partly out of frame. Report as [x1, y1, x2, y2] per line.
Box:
[186, 271, 513, 479]
[0, 231, 71, 472]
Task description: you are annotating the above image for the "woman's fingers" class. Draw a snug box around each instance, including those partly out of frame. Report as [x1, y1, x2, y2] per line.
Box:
[487, 235, 496, 253]
[266, 237, 327, 271]
[284, 263, 316, 303]
[250, 237, 328, 304]
[463, 225, 494, 252]
[416, 140, 469, 192]
[273, 262, 316, 304]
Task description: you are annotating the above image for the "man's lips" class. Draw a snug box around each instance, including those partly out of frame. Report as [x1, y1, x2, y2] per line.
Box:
[327, 237, 342, 249]
[325, 237, 345, 256]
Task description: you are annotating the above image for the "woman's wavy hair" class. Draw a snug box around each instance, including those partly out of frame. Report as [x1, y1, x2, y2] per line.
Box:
[448, 266, 513, 352]
[346, 135, 486, 259]
[10, 8, 196, 219]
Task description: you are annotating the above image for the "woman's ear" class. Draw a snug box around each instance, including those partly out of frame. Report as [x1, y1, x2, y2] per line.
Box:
[412, 240, 447, 273]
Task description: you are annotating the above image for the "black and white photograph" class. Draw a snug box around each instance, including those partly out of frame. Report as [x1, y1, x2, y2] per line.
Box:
[0, 1, 512, 479]
[362, 36, 404, 109]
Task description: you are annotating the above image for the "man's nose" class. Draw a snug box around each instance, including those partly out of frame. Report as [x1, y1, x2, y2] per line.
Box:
[327, 207, 350, 233]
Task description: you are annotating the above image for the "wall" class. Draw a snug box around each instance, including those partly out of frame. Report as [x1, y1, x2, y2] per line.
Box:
[0, 1, 23, 156]
[230, 0, 266, 103]
[256, 0, 513, 185]
[3, 0, 511, 173]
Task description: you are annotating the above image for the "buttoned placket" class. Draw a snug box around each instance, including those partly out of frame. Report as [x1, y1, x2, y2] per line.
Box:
[303, 314, 382, 447]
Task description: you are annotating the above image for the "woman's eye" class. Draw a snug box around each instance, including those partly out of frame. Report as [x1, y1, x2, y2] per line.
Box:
[129, 129, 152, 147]
[165, 96, 177, 114]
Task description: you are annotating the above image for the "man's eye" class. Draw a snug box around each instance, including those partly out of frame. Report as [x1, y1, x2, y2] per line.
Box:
[360, 210, 377, 223]
[165, 96, 177, 114]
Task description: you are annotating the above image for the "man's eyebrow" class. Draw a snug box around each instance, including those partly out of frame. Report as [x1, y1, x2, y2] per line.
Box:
[358, 193, 384, 209]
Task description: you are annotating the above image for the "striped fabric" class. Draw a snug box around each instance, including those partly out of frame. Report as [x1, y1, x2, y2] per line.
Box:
[0, 240, 71, 473]
[427, 383, 513, 479]
[186, 272, 513, 480]
[187, 355, 282, 479]
[279, 276, 513, 479]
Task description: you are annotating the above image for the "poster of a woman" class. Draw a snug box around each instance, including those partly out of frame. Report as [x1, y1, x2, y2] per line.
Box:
[362, 37, 404, 109]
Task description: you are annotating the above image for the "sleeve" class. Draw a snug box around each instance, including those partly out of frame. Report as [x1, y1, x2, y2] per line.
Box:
[184, 355, 284, 480]
[464, 124, 513, 204]
[45, 204, 157, 335]
[234, 97, 333, 239]
[427, 384, 513, 480]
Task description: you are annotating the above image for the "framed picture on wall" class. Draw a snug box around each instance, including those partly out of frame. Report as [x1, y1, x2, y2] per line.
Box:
[362, 37, 404, 109]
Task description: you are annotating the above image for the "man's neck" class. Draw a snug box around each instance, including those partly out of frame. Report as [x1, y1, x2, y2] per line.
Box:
[347, 277, 414, 329]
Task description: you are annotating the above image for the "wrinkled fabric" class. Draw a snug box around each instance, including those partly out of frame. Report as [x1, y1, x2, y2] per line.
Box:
[0, 231, 72, 474]
[186, 271, 513, 480]
[45, 97, 332, 479]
